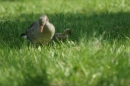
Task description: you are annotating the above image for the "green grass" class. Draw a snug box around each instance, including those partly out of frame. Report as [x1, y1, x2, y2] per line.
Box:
[0, 0, 130, 86]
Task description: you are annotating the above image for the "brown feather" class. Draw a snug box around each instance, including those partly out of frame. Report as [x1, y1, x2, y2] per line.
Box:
[52, 29, 72, 42]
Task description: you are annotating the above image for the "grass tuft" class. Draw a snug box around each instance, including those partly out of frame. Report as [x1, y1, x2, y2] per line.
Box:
[0, 0, 130, 86]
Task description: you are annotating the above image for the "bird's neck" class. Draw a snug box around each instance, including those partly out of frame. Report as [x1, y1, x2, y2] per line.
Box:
[45, 21, 50, 25]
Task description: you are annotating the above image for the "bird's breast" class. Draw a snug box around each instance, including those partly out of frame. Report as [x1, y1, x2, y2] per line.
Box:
[27, 22, 55, 43]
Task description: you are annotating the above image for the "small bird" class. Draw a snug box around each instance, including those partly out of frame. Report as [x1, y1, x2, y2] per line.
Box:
[20, 14, 55, 45]
[52, 28, 72, 42]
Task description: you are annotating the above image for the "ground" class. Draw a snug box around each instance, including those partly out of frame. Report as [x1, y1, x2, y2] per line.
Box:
[0, 0, 130, 86]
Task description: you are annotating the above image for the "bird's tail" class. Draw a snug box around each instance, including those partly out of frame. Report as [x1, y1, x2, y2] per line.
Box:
[20, 33, 27, 39]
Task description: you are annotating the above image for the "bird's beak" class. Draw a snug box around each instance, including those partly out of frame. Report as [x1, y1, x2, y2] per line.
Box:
[40, 25, 44, 33]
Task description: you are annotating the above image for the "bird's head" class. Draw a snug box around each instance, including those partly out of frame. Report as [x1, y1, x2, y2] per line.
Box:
[39, 14, 49, 32]
[64, 29, 72, 35]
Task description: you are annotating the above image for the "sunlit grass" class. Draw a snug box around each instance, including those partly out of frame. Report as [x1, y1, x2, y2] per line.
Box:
[0, 0, 130, 86]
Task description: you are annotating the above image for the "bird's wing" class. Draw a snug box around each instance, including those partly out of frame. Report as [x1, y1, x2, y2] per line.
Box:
[20, 22, 36, 37]
[26, 22, 37, 31]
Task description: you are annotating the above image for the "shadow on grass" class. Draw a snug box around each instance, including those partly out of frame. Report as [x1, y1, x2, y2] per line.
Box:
[22, 69, 49, 86]
[0, 64, 49, 86]
[0, 11, 130, 49]
[0, 11, 130, 86]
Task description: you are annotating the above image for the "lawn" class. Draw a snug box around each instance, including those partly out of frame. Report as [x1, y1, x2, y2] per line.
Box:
[0, 0, 130, 86]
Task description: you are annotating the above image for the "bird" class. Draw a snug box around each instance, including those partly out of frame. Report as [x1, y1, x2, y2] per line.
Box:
[52, 28, 72, 42]
[20, 14, 55, 45]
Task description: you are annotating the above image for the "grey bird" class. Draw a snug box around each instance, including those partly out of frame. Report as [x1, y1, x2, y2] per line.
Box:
[52, 28, 72, 42]
[20, 14, 55, 45]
